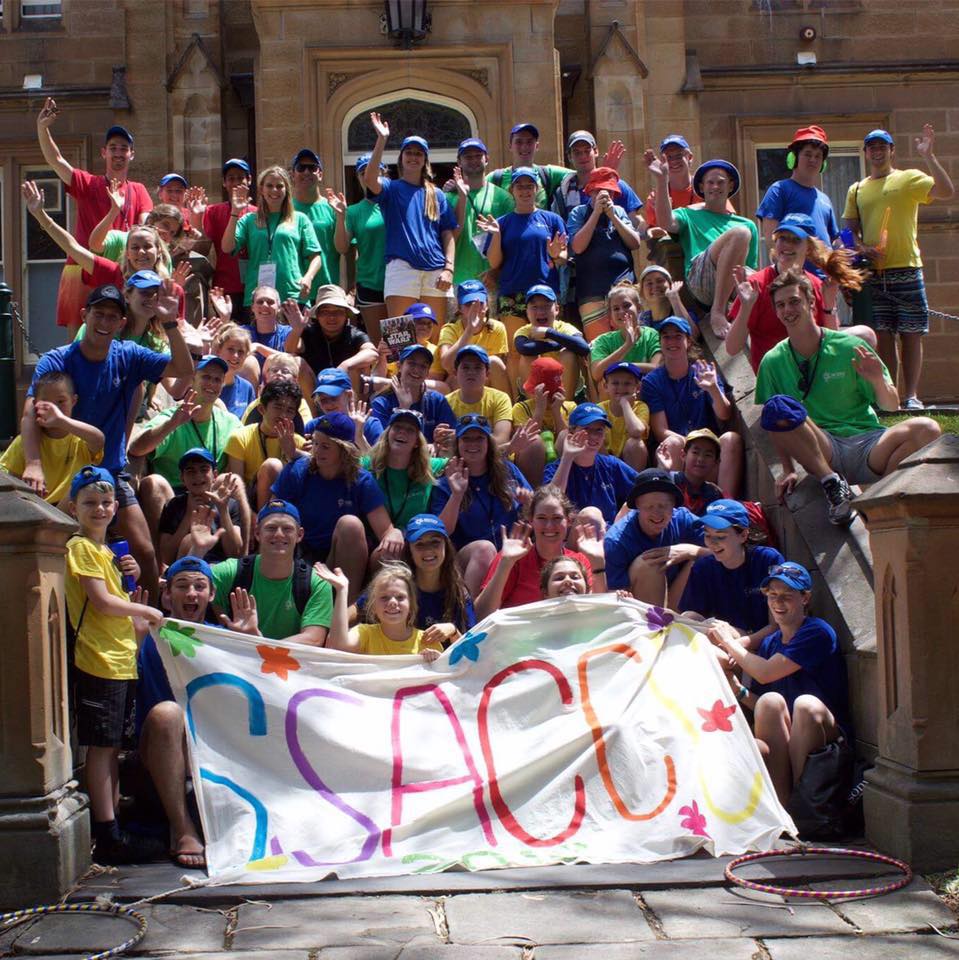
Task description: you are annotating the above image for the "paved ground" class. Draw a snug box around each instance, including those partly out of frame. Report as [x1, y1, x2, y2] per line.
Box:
[2, 855, 957, 957]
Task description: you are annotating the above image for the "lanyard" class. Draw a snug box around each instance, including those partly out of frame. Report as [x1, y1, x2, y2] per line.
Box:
[788, 330, 824, 402]
[257, 426, 273, 463]
[384, 469, 414, 523]
[190, 416, 218, 464]
[264, 213, 281, 260]
[465, 185, 493, 220]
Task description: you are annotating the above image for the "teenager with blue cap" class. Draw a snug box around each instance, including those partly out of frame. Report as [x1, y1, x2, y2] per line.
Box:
[598, 360, 650, 471]
[708, 561, 852, 807]
[646, 149, 758, 339]
[363, 112, 458, 326]
[446, 344, 513, 447]
[486, 122, 572, 211]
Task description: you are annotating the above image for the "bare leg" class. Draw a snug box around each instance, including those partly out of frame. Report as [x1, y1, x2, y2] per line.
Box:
[85, 746, 120, 823]
[456, 539, 497, 598]
[628, 554, 667, 606]
[765, 417, 834, 480]
[117, 502, 160, 599]
[488, 356, 512, 398]
[666, 559, 694, 610]
[899, 332, 924, 400]
[875, 330, 898, 387]
[753, 692, 792, 805]
[788, 694, 839, 786]
[707, 227, 751, 337]
[867, 416, 941, 476]
[622, 437, 649, 472]
[239, 355, 261, 390]
[500, 312, 526, 395]
[137, 474, 175, 546]
[717, 431, 743, 498]
[360, 303, 388, 345]
[327, 514, 368, 605]
[514, 436, 546, 487]
[386, 295, 416, 322]
[255, 457, 283, 510]
[420, 295, 449, 332]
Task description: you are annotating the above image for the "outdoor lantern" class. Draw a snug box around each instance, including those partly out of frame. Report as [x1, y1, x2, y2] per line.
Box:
[383, 0, 431, 49]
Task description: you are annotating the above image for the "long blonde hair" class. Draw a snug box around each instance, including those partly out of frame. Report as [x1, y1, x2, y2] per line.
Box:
[123, 225, 171, 281]
[368, 424, 434, 486]
[255, 165, 295, 228]
[366, 563, 419, 629]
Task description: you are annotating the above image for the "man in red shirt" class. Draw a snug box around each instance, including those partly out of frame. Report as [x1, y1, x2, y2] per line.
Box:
[37, 98, 153, 338]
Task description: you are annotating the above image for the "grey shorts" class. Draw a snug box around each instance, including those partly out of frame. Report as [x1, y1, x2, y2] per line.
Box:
[686, 249, 717, 305]
[828, 428, 884, 485]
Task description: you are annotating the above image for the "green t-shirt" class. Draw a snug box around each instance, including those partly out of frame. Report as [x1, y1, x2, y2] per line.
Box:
[360, 456, 447, 529]
[591, 326, 662, 367]
[443, 184, 514, 284]
[671, 207, 759, 272]
[144, 405, 242, 486]
[102, 229, 127, 263]
[345, 199, 387, 290]
[211, 555, 333, 641]
[755, 329, 889, 438]
[293, 197, 340, 291]
[234, 210, 321, 305]
[487, 164, 572, 211]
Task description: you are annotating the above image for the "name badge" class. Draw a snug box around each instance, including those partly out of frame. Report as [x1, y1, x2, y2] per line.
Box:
[257, 261, 277, 288]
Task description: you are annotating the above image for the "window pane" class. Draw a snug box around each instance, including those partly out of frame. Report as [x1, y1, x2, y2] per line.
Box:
[757, 148, 789, 196]
[347, 98, 471, 152]
[21, 1, 62, 18]
[822, 153, 863, 223]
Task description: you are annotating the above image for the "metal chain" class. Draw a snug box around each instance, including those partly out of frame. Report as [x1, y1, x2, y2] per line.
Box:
[10, 298, 46, 357]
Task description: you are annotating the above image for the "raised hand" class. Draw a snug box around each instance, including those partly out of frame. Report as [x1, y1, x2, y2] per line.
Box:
[37, 97, 59, 130]
[275, 417, 298, 461]
[370, 111, 390, 140]
[475, 214, 500, 235]
[220, 588, 260, 636]
[432, 423, 456, 457]
[602, 140, 626, 171]
[391, 375, 413, 409]
[155, 279, 180, 325]
[507, 417, 540, 458]
[21, 180, 45, 216]
[230, 184, 251, 217]
[171, 260, 192, 287]
[184, 185, 208, 217]
[549, 387, 568, 415]
[188, 505, 221, 556]
[693, 360, 719, 391]
[666, 279, 685, 302]
[106, 177, 124, 211]
[444, 457, 469, 497]
[348, 397, 368, 429]
[209, 286, 233, 321]
[644, 150, 667, 178]
[452, 165, 469, 197]
[733, 266, 756, 306]
[547, 231, 567, 259]
[570, 521, 606, 570]
[281, 298, 307, 332]
[562, 427, 589, 459]
[312, 561, 350, 593]
[33, 399, 66, 430]
[852, 344, 886, 384]
[915, 123, 936, 158]
[499, 522, 533, 562]
[325, 188, 347, 215]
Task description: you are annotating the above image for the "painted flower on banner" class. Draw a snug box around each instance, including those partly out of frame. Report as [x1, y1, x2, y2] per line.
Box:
[448, 630, 488, 665]
[679, 800, 710, 838]
[645, 606, 674, 632]
[161, 624, 203, 658]
[698, 699, 737, 733]
[257, 645, 301, 681]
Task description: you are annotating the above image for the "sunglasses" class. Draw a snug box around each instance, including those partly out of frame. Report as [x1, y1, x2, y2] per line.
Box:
[796, 359, 813, 396]
[295, 164, 319, 173]
[458, 414, 490, 427]
[768, 563, 802, 578]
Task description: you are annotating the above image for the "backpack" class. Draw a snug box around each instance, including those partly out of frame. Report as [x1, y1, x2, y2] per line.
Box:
[491, 164, 555, 206]
[231, 554, 314, 616]
[787, 736, 867, 840]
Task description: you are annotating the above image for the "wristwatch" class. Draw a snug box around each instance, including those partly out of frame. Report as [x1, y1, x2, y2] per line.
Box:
[162, 321, 179, 330]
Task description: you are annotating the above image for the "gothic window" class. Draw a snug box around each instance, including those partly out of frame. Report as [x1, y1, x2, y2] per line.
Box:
[347, 98, 471, 153]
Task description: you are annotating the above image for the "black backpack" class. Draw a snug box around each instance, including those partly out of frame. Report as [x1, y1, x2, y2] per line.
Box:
[230, 554, 314, 616]
[787, 736, 868, 840]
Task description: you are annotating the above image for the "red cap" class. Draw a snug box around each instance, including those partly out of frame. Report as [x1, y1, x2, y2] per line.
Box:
[583, 166, 621, 196]
[523, 357, 564, 396]
[788, 125, 829, 150]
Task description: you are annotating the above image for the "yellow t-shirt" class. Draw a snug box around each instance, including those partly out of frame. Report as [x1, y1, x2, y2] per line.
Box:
[511, 398, 576, 433]
[224, 422, 307, 484]
[386, 340, 439, 379]
[355, 622, 441, 656]
[437, 319, 509, 372]
[66, 536, 137, 680]
[446, 387, 513, 424]
[842, 169, 934, 269]
[0, 432, 101, 504]
[600, 398, 651, 458]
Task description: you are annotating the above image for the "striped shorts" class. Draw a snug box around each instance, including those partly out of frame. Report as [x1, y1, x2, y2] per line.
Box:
[866, 268, 929, 335]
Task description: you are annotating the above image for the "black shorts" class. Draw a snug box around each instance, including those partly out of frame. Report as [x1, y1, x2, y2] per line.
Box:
[75, 669, 137, 748]
[355, 283, 385, 307]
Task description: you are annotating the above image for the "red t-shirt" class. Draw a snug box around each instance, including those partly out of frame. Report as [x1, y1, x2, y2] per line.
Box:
[645, 185, 736, 228]
[203, 201, 257, 295]
[66, 168, 153, 254]
[728, 265, 826, 373]
[481, 546, 594, 609]
[82, 255, 186, 319]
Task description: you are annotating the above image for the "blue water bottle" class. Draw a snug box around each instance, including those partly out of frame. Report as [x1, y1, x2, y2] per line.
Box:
[108, 539, 137, 593]
[839, 227, 856, 249]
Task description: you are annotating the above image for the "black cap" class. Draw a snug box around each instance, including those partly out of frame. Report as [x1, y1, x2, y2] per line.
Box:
[104, 124, 134, 145]
[628, 468, 682, 507]
[85, 284, 126, 314]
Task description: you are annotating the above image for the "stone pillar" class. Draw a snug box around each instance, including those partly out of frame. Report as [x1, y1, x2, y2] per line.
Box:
[855, 434, 959, 871]
[0, 473, 89, 909]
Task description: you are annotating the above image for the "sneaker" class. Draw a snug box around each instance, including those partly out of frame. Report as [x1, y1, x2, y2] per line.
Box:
[93, 830, 166, 866]
[902, 396, 924, 411]
[821, 475, 855, 526]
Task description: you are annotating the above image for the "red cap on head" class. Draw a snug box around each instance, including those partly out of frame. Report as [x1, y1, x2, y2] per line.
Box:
[789, 125, 829, 150]
[583, 166, 621, 196]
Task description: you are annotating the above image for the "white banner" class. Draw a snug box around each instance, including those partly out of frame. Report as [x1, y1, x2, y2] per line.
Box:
[154, 594, 795, 884]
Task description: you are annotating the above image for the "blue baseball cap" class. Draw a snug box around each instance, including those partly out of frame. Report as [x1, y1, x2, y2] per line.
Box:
[305, 411, 355, 443]
[660, 134, 690, 153]
[701, 499, 750, 530]
[404, 302, 437, 323]
[388, 408, 425, 431]
[355, 152, 386, 173]
[70, 465, 115, 499]
[510, 166, 538, 185]
[222, 158, 251, 176]
[291, 148, 322, 170]
[405, 513, 449, 543]
[178, 447, 216, 469]
[399, 344, 434, 363]
[863, 129, 894, 147]
[510, 122, 539, 139]
[603, 361, 643, 380]
[628, 468, 683, 508]
[693, 159, 741, 198]
[165, 555, 214, 585]
[525, 283, 557, 302]
[774, 213, 817, 240]
[126, 269, 162, 289]
[458, 137, 488, 155]
[569, 403, 612, 429]
[158, 173, 187, 188]
[105, 125, 134, 145]
[455, 344, 490, 367]
[257, 499, 301, 525]
[457, 279, 488, 305]
[400, 135, 430, 155]
[312, 368, 352, 397]
[657, 315, 693, 336]
[761, 395, 808, 432]
[455, 413, 493, 438]
[196, 354, 229, 374]
[761, 561, 813, 592]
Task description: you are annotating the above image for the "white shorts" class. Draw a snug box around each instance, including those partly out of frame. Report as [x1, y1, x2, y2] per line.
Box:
[384, 259, 448, 300]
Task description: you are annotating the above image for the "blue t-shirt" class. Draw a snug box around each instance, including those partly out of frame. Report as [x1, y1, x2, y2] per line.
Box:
[219, 375, 257, 419]
[244, 323, 292, 369]
[29, 339, 169, 472]
[604, 506, 704, 590]
[356, 586, 477, 633]
[365, 390, 456, 445]
[566, 201, 635, 302]
[373, 178, 458, 271]
[271, 458, 386, 555]
[756, 179, 840, 247]
[641, 363, 726, 436]
[492, 209, 567, 297]
[679, 545, 784, 633]
[752, 616, 851, 736]
[430, 461, 532, 550]
[135, 634, 174, 737]
[543, 454, 638, 525]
